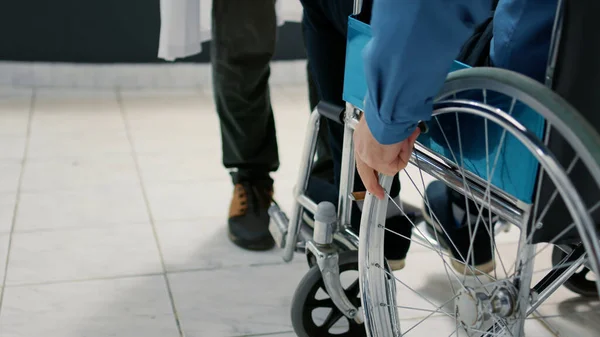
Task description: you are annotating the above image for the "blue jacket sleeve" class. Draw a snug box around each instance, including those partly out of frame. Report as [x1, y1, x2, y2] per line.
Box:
[362, 0, 492, 145]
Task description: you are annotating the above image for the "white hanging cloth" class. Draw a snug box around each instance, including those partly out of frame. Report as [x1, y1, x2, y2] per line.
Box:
[158, 0, 303, 61]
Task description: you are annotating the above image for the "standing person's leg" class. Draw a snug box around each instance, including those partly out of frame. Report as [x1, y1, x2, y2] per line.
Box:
[211, 0, 278, 251]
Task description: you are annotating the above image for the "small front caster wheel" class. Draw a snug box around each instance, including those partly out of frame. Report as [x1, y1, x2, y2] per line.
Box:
[291, 250, 365, 337]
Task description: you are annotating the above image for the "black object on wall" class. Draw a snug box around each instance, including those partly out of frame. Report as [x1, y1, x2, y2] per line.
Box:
[0, 0, 306, 63]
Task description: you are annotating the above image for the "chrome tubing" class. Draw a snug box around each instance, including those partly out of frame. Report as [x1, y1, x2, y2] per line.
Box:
[411, 145, 525, 225]
[338, 105, 360, 230]
[544, 0, 566, 88]
[527, 254, 587, 315]
[353, 0, 363, 15]
[282, 109, 321, 262]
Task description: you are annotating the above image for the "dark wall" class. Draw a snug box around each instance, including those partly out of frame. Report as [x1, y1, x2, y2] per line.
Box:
[0, 1, 306, 63]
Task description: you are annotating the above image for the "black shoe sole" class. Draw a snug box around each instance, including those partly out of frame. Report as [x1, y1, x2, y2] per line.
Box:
[228, 231, 275, 251]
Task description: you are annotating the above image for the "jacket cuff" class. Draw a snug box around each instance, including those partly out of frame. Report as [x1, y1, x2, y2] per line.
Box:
[363, 96, 421, 145]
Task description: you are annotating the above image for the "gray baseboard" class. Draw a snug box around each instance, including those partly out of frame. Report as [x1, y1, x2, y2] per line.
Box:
[0, 60, 308, 89]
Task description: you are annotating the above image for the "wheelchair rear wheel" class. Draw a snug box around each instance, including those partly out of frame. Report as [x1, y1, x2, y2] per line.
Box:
[358, 68, 600, 336]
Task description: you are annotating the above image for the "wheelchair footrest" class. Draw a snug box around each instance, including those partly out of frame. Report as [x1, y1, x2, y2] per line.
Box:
[268, 202, 290, 249]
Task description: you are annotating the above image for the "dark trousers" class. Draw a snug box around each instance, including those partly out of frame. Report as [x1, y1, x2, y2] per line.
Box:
[211, 0, 279, 185]
[306, 30, 334, 183]
[301, 0, 400, 206]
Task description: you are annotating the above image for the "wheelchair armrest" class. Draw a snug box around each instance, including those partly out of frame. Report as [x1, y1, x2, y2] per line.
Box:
[317, 101, 344, 125]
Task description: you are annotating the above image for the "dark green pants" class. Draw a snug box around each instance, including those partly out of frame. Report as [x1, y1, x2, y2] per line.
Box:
[211, 0, 279, 184]
[212, 0, 333, 185]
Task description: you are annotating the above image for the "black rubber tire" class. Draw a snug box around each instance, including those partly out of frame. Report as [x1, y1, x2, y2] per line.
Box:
[291, 250, 366, 337]
[551, 245, 598, 297]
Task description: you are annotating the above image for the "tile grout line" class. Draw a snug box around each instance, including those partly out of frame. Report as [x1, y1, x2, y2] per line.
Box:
[1, 256, 307, 289]
[232, 330, 295, 337]
[1, 257, 307, 288]
[0, 89, 36, 314]
[115, 89, 185, 337]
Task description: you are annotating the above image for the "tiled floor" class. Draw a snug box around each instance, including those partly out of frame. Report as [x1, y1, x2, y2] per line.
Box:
[0, 85, 598, 337]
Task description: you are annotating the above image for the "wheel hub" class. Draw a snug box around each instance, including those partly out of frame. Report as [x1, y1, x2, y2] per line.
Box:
[455, 285, 517, 330]
[455, 287, 486, 329]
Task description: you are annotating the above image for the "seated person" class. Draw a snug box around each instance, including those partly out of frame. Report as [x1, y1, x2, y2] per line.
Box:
[303, 0, 557, 274]
[354, 0, 557, 273]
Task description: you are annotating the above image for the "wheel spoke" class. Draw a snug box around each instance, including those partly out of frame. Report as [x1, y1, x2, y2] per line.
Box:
[399, 295, 459, 335]
[452, 111, 478, 283]
[432, 116, 496, 286]
[525, 154, 579, 250]
[387, 304, 454, 317]
[402, 172, 499, 281]
[346, 279, 361, 297]
[306, 298, 335, 310]
[415, 158, 459, 295]
[385, 193, 486, 290]
[376, 264, 459, 314]
[321, 309, 345, 331]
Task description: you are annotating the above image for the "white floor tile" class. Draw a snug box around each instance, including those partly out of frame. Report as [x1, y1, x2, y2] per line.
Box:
[0, 275, 180, 337]
[34, 88, 117, 102]
[15, 185, 149, 231]
[119, 88, 206, 104]
[0, 234, 9, 282]
[20, 155, 139, 192]
[535, 295, 600, 318]
[0, 114, 29, 137]
[252, 332, 296, 337]
[155, 219, 301, 272]
[0, 87, 33, 100]
[5, 224, 162, 285]
[0, 90, 31, 137]
[27, 130, 131, 158]
[0, 193, 16, 233]
[534, 304, 600, 337]
[30, 112, 126, 135]
[122, 94, 216, 137]
[129, 128, 220, 155]
[144, 180, 233, 222]
[125, 109, 214, 131]
[136, 153, 228, 183]
[0, 161, 22, 193]
[0, 135, 26, 160]
[0, 115, 28, 138]
[168, 263, 309, 336]
[544, 289, 599, 312]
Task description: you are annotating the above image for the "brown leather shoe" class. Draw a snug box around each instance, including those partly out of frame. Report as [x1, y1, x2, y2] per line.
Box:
[227, 182, 275, 251]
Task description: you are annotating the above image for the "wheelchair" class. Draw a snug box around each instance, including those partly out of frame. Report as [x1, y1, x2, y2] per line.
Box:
[268, 1, 600, 336]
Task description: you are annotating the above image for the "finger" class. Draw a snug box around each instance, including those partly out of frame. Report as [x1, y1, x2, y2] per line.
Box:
[356, 157, 385, 200]
[374, 162, 398, 177]
[396, 128, 421, 171]
[388, 155, 406, 176]
[362, 153, 398, 177]
[398, 145, 412, 171]
[408, 127, 421, 143]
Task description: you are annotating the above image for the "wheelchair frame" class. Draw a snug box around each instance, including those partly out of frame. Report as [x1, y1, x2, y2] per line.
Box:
[268, 0, 598, 333]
